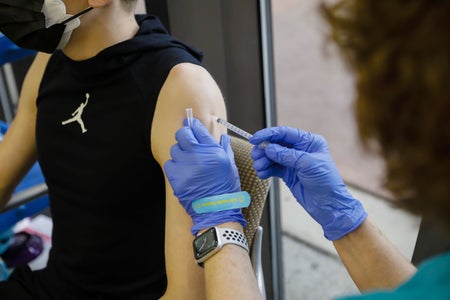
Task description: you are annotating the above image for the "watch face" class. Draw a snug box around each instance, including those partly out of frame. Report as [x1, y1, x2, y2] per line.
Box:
[194, 227, 219, 259]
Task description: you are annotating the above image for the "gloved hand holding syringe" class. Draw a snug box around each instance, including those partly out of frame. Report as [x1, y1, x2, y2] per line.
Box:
[164, 108, 249, 235]
[180, 107, 367, 241]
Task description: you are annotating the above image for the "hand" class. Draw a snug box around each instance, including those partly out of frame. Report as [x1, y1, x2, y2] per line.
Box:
[164, 118, 246, 235]
[249, 126, 367, 240]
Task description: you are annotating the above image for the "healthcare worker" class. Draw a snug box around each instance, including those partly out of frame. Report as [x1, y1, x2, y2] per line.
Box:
[163, 0, 450, 299]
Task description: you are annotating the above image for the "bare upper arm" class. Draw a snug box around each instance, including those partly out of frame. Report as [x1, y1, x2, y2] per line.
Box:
[151, 63, 227, 299]
[0, 52, 50, 206]
[151, 63, 227, 162]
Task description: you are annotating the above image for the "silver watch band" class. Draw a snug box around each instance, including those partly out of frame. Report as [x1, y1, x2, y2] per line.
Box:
[216, 227, 249, 253]
[194, 227, 249, 266]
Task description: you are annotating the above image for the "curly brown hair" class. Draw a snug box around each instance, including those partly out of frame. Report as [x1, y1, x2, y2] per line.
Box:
[321, 0, 450, 233]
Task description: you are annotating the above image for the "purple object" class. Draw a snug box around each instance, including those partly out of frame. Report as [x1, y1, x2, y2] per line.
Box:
[1, 232, 43, 268]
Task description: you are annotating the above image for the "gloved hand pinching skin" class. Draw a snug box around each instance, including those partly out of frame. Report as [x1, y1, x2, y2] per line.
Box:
[249, 126, 367, 240]
[164, 118, 246, 236]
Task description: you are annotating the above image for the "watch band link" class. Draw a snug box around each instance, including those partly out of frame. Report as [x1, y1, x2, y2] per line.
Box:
[216, 227, 249, 253]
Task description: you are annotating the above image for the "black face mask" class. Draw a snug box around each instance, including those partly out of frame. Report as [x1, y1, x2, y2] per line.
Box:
[0, 0, 92, 53]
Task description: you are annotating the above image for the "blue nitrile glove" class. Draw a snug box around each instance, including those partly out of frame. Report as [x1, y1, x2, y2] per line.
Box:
[249, 126, 367, 240]
[164, 118, 247, 235]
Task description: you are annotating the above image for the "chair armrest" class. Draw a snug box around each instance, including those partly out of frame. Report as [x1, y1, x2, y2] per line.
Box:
[1, 183, 48, 213]
[251, 226, 266, 300]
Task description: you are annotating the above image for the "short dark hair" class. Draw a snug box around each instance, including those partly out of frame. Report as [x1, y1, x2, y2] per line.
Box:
[322, 0, 450, 233]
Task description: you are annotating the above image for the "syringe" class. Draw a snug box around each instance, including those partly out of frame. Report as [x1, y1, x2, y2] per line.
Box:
[214, 116, 253, 140]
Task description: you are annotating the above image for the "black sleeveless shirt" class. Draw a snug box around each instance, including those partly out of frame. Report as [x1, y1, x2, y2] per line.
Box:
[29, 15, 202, 299]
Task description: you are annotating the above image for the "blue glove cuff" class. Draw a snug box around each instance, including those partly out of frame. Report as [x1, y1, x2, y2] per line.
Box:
[192, 191, 250, 214]
[323, 201, 368, 241]
[191, 210, 247, 236]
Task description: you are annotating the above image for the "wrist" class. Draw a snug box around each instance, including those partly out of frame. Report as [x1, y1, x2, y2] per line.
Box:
[190, 206, 247, 236]
[197, 221, 244, 236]
[323, 200, 368, 241]
[193, 226, 249, 266]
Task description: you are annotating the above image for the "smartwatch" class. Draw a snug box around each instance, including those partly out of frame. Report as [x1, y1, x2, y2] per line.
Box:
[193, 227, 249, 266]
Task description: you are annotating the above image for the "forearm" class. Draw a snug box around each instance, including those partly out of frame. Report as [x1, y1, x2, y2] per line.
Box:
[161, 187, 206, 300]
[333, 218, 416, 291]
[203, 222, 262, 300]
[0, 53, 47, 208]
[0, 123, 38, 208]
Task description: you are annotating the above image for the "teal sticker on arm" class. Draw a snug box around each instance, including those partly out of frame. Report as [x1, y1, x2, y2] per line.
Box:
[192, 191, 251, 214]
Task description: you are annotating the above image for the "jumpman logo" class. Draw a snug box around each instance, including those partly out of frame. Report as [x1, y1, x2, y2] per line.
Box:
[62, 93, 90, 133]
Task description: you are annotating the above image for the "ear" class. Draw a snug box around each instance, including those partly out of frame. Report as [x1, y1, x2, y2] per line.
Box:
[87, 0, 113, 8]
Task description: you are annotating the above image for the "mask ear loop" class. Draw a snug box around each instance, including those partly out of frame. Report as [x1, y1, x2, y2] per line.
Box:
[60, 6, 93, 25]
[56, 7, 93, 50]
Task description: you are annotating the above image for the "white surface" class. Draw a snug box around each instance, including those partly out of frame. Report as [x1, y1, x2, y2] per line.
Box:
[14, 215, 52, 271]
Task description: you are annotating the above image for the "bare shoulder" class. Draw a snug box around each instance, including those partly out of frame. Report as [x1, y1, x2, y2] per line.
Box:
[23, 52, 51, 84]
[163, 62, 225, 109]
[151, 62, 227, 164]
[166, 62, 206, 79]
[167, 63, 213, 86]
[17, 52, 51, 111]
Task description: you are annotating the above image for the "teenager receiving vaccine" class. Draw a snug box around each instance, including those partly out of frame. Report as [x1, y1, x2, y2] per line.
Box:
[0, 0, 231, 299]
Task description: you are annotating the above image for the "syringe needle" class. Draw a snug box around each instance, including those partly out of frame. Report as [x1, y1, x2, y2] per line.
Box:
[214, 116, 269, 149]
[214, 116, 253, 140]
